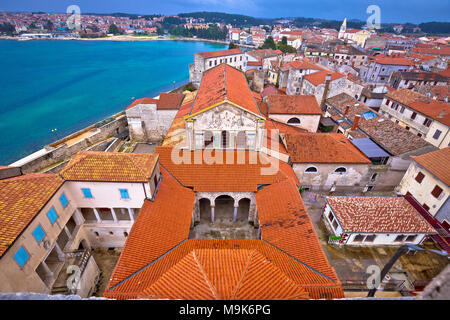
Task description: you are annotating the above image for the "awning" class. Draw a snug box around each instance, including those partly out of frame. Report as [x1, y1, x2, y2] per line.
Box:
[350, 138, 389, 158]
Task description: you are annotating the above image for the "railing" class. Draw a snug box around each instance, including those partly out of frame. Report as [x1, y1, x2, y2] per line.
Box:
[341, 279, 406, 291]
[52, 249, 92, 295]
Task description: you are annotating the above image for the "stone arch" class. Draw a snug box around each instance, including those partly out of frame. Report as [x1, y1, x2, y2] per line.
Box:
[237, 198, 251, 222]
[305, 166, 318, 173]
[221, 130, 230, 148]
[214, 195, 234, 222]
[204, 131, 214, 148]
[199, 198, 212, 223]
[236, 131, 247, 149]
[334, 167, 347, 174]
[287, 117, 301, 124]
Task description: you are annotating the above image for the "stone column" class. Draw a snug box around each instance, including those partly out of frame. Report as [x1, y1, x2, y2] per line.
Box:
[74, 208, 84, 225]
[64, 226, 71, 238]
[41, 260, 54, 278]
[128, 208, 135, 221]
[110, 208, 118, 223]
[211, 206, 215, 224]
[233, 205, 239, 223]
[54, 243, 65, 261]
[93, 208, 102, 223]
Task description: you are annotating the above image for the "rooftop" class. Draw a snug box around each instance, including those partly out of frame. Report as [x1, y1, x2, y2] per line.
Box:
[411, 147, 450, 186]
[0, 174, 64, 257]
[326, 196, 436, 234]
[197, 48, 242, 59]
[284, 133, 371, 164]
[267, 95, 322, 115]
[60, 151, 159, 182]
[303, 70, 345, 86]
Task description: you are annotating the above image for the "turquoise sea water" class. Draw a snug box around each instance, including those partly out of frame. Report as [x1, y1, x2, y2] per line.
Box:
[0, 40, 226, 165]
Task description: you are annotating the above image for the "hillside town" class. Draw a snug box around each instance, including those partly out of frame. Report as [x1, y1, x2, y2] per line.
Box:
[0, 11, 449, 302]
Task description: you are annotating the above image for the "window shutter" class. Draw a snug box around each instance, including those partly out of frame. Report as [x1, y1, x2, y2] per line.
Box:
[415, 172, 425, 183]
[431, 185, 443, 198]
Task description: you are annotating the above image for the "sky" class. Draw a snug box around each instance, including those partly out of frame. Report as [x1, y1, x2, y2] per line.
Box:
[0, 0, 449, 24]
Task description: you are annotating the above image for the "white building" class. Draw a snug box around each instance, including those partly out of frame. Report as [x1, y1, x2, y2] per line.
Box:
[323, 196, 436, 246]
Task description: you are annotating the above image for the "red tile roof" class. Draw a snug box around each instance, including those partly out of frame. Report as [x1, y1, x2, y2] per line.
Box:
[156, 147, 294, 192]
[412, 147, 450, 186]
[197, 48, 242, 59]
[125, 98, 158, 110]
[386, 89, 450, 126]
[267, 95, 322, 115]
[156, 93, 184, 110]
[326, 196, 436, 234]
[187, 64, 263, 117]
[303, 70, 345, 86]
[372, 56, 415, 66]
[60, 151, 159, 182]
[281, 59, 323, 71]
[285, 133, 371, 164]
[0, 174, 64, 257]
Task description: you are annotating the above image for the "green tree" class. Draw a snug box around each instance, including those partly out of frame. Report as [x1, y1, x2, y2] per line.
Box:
[261, 36, 276, 50]
[277, 44, 297, 53]
[108, 24, 120, 35]
[228, 42, 238, 49]
[281, 36, 287, 46]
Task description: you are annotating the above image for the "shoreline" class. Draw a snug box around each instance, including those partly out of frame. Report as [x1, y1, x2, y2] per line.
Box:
[0, 35, 257, 48]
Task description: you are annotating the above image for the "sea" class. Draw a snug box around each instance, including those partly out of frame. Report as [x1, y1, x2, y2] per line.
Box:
[0, 39, 226, 165]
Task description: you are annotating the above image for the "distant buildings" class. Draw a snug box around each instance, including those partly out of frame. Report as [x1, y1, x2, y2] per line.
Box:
[360, 55, 415, 84]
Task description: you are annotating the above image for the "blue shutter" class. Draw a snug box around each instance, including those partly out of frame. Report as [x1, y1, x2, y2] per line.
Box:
[14, 246, 29, 268]
[32, 225, 45, 243]
[82, 188, 93, 198]
[119, 189, 130, 199]
[47, 207, 59, 224]
[59, 193, 69, 208]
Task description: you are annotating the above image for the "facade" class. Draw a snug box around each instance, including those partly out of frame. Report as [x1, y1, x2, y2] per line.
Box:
[245, 49, 280, 72]
[189, 48, 245, 88]
[265, 94, 322, 132]
[278, 59, 323, 95]
[323, 196, 436, 246]
[398, 147, 450, 224]
[360, 56, 414, 84]
[381, 89, 450, 148]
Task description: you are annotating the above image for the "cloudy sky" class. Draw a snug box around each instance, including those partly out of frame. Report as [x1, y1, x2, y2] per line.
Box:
[0, 0, 449, 23]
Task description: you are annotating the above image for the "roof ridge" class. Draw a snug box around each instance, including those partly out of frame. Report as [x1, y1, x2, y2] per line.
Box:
[192, 250, 218, 300]
[230, 249, 256, 299]
[126, 153, 156, 180]
[59, 151, 88, 177]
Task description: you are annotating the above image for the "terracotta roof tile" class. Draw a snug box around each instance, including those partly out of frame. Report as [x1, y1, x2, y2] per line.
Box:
[157, 93, 185, 110]
[197, 48, 242, 59]
[125, 98, 158, 110]
[326, 196, 436, 234]
[60, 151, 159, 182]
[411, 147, 450, 186]
[285, 133, 371, 164]
[268, 95, 322, 115]
[0, 174, 63, 257]
[303, 71, 345, 86]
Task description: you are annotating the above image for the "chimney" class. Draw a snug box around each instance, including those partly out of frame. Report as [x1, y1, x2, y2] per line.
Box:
[320, 73, 332, 112]
[351, 114, 361, 130]
[344, 105, 350, 116]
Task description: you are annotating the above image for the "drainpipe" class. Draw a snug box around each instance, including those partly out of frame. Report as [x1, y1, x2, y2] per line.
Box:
[320, 74, 332, 112]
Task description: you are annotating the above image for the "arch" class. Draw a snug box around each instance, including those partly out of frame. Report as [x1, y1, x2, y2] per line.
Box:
[199, 198, 211, 223]
[214, 195, 234, 222]
[305, 166, 318, 173]
[237, 198, 251, 222]
[221, 131, 229, 148]
[334, 167, 347, 174]
[287, 117, 301, 124]
[236, 131, 247, 149]
[204, 131, 214, 148]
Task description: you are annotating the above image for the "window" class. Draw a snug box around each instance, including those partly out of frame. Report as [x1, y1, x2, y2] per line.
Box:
[32, 225, 45, 243]
[328, 212, 334, 222]
[209, 61, 212, 67]
[82, 188, 93, 198]
[334, 167, 347, 174]
[415, 172, 425, 183]
[221, 131, 229, 148]
[305, 167, 318, 173]
[59, 193, 69, 208]
[423, 118, 432, 127]
[405, 235, 417, 242]
[411, 112, 417, 120]
[394, 235, 406, 242]
[287, 117, 301, 124]
[14, 246, 30, 268]
[353, 234, 365, 242]
[119, 189, 130, 199]
[417, 133, 422, 137]
[433, 129, 442, 140]
[399, 106, 405, 113]
[47, 207, 59, 224]
[423, 203, 430, 211]
[370, 173, 378, 181]
[332, 220, 338, 230]
[431, 185, 443, 199]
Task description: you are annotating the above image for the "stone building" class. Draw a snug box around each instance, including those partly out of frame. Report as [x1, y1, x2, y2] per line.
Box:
[125, 93, 184, 142]
[278, 59, 323, 95]
[359, 55, 414, 84]
[189, 48, 244, 88]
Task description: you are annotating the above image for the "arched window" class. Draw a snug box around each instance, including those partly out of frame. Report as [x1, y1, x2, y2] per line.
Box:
[305, 166, 318, 173]
[236, 131, 247, 149]
[204, 131, 214, 148]
[287, 117, 301, 124]
[334, 167, 347, 174]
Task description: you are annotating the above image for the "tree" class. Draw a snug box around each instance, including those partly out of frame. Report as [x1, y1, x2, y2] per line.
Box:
[281, 36, 287, 46]
[44, 19, 53, 31]
[261, 36, 276, 50]
[277, 44, 297, 53]
[228, 42, 238, 49]
[108, 24, 120, 35]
